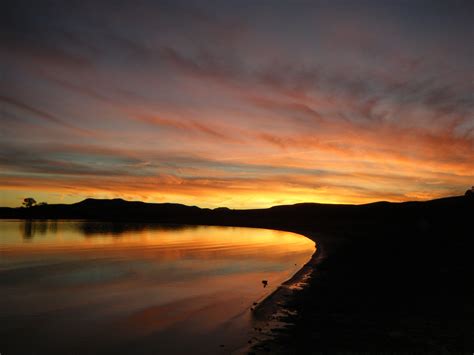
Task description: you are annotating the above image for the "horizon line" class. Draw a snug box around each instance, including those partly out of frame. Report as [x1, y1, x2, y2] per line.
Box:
[1, 193, 468, 211]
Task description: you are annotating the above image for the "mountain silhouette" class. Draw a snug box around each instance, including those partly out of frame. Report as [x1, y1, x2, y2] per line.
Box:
[1, 195, 471, 235]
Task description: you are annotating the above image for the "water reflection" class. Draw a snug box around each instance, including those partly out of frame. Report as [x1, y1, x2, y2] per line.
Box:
[19, 220, 190, 239]
[21, 220, 58, 239]
[78, 221, 191, 236]
[0, 220, 315, 354]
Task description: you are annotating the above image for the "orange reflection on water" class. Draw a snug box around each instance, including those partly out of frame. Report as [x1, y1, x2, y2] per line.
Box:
[0, 220, 315, 354]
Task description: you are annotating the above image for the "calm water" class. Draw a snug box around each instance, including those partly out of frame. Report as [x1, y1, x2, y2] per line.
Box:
[0, 220, 315, 354]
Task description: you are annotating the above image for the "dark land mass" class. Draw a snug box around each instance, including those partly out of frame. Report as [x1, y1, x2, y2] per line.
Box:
[1, 195, 473, 352]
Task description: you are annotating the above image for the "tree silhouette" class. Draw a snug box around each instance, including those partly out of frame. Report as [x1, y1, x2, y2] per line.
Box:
[465, 187, 474, 198]
[22, 197, 37, 208]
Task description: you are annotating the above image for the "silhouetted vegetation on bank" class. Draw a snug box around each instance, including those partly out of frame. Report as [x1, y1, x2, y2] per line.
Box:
[1, 195, 473, 233]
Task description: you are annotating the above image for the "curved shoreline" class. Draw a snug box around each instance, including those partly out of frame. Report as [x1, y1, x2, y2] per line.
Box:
[237, 231, 335, 354]
[251, 240, 319, 318]
[3, 219, 326, 353]
[249, 229, 337, 314]
[0, 220, 318, 354]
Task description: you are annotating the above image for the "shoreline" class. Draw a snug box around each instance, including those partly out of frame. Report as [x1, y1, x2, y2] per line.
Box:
[244, 231, 345, 353]
[251, 239, 319, 318]
[233, 231, 322, 354]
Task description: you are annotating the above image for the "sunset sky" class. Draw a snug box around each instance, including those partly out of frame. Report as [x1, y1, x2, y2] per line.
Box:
[1, 0, 473, 208]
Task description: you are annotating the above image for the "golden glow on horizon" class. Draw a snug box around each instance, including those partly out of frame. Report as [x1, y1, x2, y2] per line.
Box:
[1, 133, 471, 209]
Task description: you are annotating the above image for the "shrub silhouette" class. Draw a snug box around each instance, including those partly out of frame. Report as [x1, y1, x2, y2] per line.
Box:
[465, 187, 474, 198]
[22, 197, 37, 208]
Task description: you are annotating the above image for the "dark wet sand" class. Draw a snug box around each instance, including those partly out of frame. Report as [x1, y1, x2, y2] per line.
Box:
[250, 219, 474, 353]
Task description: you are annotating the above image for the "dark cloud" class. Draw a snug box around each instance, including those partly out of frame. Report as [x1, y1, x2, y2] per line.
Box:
[0, 96, 95, 135]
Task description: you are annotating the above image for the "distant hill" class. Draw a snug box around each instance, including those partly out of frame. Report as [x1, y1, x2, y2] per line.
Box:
[1, 196, 472, 237]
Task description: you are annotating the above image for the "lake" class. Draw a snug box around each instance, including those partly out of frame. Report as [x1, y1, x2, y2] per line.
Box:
[0, 220, 315, 354]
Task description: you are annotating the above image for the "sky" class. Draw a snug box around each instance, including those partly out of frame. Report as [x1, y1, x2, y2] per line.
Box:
[1, 0, 473, 208]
